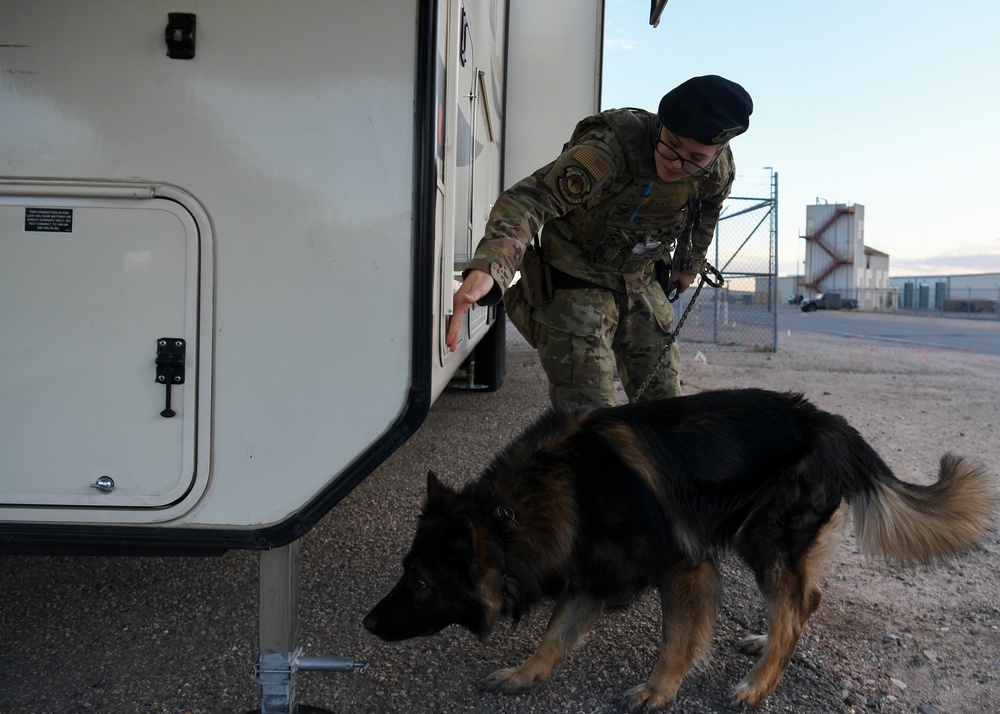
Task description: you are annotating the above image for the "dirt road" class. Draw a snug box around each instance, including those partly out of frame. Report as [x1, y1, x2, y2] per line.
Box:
[1, 319, 997, 713]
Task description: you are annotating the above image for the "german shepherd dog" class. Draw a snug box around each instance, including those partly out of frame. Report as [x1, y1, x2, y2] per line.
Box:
[364, 389, 993, 710]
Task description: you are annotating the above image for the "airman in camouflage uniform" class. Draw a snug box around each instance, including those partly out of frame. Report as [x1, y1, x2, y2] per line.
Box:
[446, 75, 753, 407]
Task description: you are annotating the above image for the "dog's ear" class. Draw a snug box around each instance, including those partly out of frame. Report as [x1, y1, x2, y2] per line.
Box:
[440, 515, 476, 565]
[426, 471, 456, 505]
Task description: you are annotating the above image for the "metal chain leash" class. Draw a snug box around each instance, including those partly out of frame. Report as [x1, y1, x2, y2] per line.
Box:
[630, 263, 725, 403]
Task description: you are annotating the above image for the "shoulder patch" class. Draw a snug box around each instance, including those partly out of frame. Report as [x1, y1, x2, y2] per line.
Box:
[557, 166, 591, 205]
[574, 146, 609, 181]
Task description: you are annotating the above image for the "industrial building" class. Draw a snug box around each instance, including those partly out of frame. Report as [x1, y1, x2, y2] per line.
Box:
[790, 202, 892, 309]
[775, 201, 998, 315]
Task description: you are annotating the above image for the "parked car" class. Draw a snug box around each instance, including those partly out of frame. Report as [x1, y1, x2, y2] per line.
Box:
[800, 292, 859, 312]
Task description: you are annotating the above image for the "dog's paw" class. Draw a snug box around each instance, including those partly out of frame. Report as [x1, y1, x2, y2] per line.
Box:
[728, 678, 770, 709]
[483, 666, 543, 694]
[737, 634, 767, 656]
[623, 683, 677, 712]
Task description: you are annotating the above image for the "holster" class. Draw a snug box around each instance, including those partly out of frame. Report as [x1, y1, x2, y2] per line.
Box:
[520, 240, 553, 307]
[654, 259, 672, 295]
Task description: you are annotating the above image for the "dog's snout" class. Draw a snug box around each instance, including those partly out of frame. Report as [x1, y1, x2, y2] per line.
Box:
[362, 612, 380, 633]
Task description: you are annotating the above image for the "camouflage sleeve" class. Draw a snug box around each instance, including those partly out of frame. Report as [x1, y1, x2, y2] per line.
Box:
[463, 139, 619, 303]
[673, 146, 735, 274]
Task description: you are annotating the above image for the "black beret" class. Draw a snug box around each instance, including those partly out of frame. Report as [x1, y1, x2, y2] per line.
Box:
[657, 75, 753, 145]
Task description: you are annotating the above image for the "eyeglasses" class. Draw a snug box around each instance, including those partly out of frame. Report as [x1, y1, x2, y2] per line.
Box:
[654, 127, 723, 177]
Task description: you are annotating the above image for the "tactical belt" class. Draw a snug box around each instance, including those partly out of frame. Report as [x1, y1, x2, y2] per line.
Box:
[549, 267, 608, 292]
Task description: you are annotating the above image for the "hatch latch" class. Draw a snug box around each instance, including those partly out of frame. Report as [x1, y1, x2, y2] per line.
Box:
[155, 338, 186, 418]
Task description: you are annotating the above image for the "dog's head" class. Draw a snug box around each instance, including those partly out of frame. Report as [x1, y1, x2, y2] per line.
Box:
[363, 471, 506, 642]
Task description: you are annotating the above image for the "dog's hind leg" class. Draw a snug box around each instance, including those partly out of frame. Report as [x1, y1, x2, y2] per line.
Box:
[625, 559, 720, 713]
[729, 566, 821, 708]
[484, 593, 603, 694]
[730, 516, 839, 708]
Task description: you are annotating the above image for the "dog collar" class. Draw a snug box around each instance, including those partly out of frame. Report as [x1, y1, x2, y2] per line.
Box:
[496, 506, 519, 526]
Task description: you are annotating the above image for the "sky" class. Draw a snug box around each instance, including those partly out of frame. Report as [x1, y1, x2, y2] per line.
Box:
[601, 0, 1000, 277]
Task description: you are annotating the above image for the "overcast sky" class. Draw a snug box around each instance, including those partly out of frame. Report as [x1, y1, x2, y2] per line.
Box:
[601, 0, 1000, 277]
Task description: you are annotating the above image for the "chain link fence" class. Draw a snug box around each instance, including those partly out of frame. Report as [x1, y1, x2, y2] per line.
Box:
[673, 173, 779, 351]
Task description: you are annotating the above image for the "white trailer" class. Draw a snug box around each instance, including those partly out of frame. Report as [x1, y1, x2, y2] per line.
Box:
[1, 0, 667, 710]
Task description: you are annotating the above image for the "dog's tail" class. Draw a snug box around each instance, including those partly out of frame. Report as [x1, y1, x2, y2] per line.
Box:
[850, 451, 994, 565]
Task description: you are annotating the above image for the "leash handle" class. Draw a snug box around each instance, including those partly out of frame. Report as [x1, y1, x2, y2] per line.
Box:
[666, 263, 723, 303]
[701, 263, 725, 289]
[666, 281, 682, 303]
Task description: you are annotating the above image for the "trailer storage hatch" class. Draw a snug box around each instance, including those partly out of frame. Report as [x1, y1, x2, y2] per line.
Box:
[0, 192, 205, 512]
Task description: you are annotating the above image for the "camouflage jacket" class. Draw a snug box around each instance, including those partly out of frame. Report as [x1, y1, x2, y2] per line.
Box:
[465, 108, 734, 298]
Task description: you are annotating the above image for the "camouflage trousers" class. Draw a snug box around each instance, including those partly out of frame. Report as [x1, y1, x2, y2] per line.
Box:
[504, 279, 681, 408]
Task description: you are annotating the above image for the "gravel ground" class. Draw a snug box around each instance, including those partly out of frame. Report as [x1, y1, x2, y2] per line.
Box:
[1, 315, 998, 714]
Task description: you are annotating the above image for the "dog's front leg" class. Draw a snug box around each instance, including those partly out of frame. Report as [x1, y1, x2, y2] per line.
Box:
[484, 593, 604, 694]
[626, 559, 720, 712]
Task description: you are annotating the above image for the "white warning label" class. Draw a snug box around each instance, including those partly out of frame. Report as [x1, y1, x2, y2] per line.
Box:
[24, 207, 74, 233]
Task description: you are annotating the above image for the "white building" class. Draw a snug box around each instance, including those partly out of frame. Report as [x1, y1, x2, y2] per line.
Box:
[796, 202, 893, 309]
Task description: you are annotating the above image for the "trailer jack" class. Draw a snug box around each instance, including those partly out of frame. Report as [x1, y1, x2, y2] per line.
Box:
[249, 540, 367, 714]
